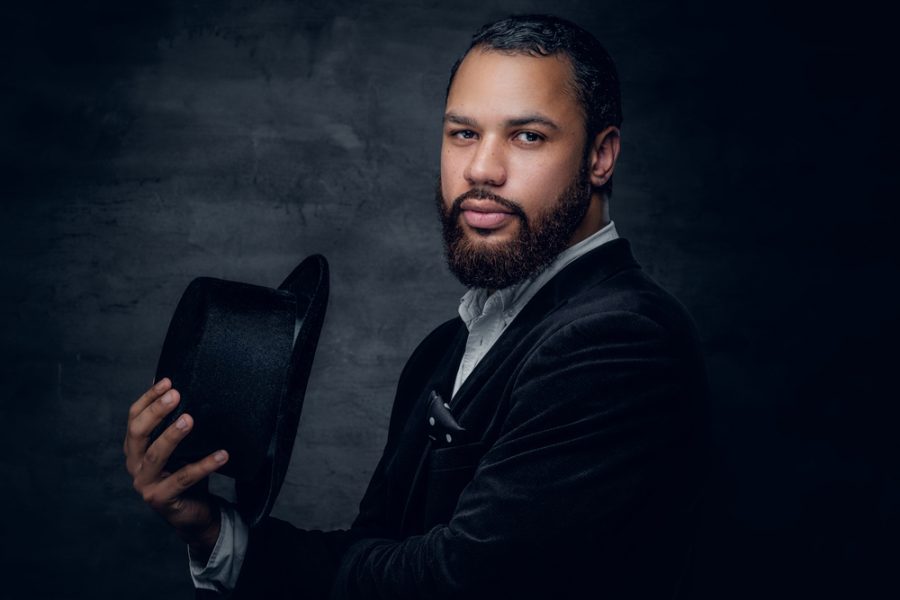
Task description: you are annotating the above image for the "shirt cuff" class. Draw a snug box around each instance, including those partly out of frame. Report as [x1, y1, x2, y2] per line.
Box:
[187, 502, 250, 593]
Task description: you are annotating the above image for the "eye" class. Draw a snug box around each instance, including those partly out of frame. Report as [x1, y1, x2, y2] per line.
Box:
[514, 131, 544, 144]
[450, 129, 478, 141]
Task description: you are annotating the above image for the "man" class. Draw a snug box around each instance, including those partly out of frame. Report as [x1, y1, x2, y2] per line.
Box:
[125, 14, 708, 599]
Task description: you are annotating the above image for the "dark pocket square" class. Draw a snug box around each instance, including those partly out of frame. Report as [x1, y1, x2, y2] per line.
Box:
[426, 390, 468, 448]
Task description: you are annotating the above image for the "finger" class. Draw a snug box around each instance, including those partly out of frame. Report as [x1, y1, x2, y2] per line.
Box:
[127, 378, 172, 424]
[125, 388, 180, 470]
[154, 450, 229, 504]
[124, 378, 172, 457]
[134, 412, 194, 486]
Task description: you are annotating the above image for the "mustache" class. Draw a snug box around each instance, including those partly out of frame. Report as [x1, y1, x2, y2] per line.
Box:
[447, 188, 528, 222]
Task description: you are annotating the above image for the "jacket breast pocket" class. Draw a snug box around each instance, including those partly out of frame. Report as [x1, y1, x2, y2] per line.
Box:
[423, 441, 487, 527]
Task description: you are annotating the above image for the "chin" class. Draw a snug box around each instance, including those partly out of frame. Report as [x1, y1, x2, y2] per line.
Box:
[468, 229, 509, 241]
[461, 221, 519, 241]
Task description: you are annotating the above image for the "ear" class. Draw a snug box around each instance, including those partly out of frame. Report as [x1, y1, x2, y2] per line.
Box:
[587, 126, 621, 188]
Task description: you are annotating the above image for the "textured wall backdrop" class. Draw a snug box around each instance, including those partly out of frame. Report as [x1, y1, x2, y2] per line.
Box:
[1, 1, 896, 599]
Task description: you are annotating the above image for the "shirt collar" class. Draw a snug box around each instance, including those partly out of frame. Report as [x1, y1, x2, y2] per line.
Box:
[457, 221, 619, 331]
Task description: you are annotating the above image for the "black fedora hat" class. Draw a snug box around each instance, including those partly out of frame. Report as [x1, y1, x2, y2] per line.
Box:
[150, 254, 329, 527]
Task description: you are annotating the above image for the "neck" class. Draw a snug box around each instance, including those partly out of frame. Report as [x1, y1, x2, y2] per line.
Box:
[568, 192, 609, 247]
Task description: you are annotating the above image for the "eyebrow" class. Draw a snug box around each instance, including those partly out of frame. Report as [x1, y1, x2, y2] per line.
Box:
[444, 113, 478, 127]
[443, 112, 560, 131]
[506, 115, 560, 130]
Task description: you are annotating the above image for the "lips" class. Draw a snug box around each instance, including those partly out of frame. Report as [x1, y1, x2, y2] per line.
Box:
[460, 199, 516, 231]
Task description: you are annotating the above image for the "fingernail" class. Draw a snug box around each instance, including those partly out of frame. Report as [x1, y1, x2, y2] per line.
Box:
[214, 451, 227, 463]
[175, 416, 188, 430]
[155, 378, 169, 390]
[161, 391, 175, 406]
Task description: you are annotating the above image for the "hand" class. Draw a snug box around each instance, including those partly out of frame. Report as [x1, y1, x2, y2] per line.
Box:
[124, 377, 229, 556]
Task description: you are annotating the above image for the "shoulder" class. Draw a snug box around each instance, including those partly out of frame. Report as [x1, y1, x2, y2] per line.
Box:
[511, 269, 707, 411]
[543, 266, 701, 358]
[530, 237, 701, 354]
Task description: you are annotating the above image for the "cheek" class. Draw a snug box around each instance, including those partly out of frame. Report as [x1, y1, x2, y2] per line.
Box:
[511, 157, 573, 203]
[440, 149, 466, 196]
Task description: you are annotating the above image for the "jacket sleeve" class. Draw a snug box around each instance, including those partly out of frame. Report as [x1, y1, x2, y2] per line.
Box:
[224, 320, 463, 600]
[329, 311, 708, 599]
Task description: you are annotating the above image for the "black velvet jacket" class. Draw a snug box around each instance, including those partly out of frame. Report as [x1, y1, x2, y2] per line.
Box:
[223, 238, 709, 600]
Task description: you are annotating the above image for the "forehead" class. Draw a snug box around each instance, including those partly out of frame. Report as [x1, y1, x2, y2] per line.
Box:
[446, 49, 584, 127]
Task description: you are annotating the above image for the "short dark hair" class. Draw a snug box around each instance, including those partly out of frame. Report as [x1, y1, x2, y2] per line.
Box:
[447, 14, 622, 197]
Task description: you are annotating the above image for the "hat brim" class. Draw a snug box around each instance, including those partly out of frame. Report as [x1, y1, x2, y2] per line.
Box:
[236, 254, 330, 527]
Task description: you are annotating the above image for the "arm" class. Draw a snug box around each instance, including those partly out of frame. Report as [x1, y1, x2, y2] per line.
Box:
[226, 311, 705, 598]
[331, 311, 707, 599]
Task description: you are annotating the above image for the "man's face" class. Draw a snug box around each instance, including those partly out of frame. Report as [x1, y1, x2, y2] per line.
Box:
[437, 49, 592, 289]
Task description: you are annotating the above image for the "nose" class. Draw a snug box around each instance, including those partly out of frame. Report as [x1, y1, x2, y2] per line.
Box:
[464, 135, 507, 187]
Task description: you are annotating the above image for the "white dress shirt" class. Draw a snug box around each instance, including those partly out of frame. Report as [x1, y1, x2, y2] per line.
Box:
[190, 221, 619, 591]
[188, 501, 248, 592]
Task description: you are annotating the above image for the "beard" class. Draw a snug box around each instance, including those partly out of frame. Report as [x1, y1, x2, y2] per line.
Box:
[435, 163, 592, 290]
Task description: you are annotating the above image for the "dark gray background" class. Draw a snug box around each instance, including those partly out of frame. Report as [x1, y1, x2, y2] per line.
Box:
[1, 0, 897, 598]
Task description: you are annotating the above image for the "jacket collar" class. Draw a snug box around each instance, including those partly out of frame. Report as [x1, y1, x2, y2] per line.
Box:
[456, 221, 620, 332]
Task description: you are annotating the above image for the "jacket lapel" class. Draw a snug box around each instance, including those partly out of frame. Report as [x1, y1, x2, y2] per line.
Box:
[397, 323, 467, 534]
[449, 238, 640, 415]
